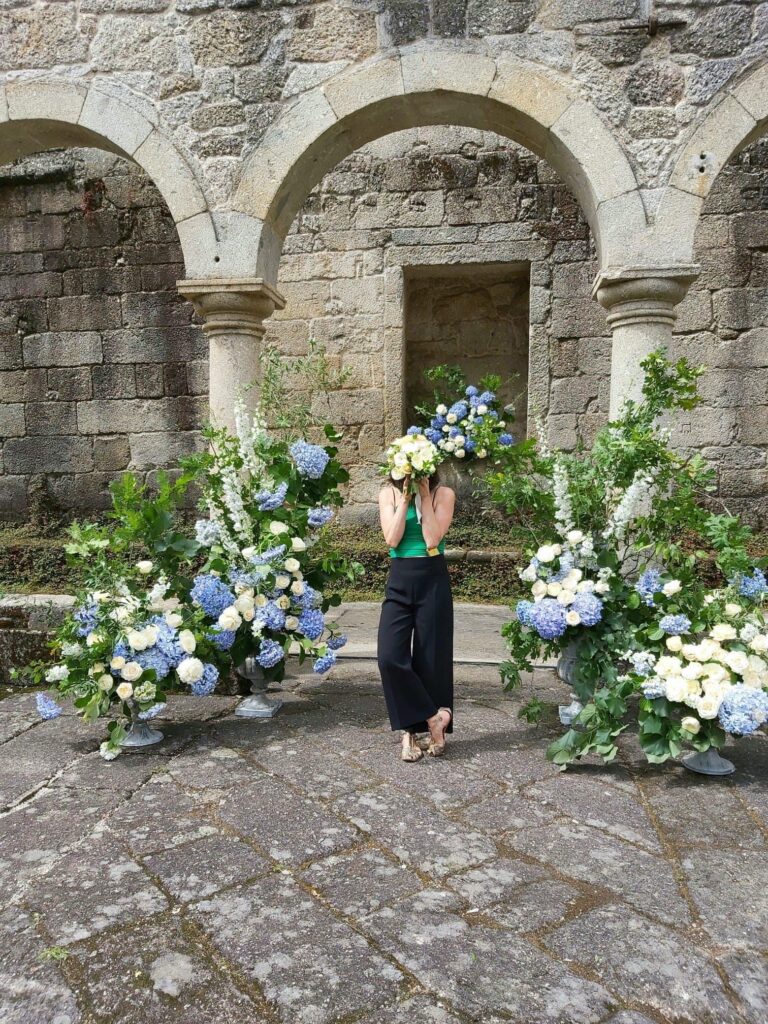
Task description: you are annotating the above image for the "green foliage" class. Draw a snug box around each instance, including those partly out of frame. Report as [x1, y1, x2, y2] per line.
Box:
[258, 338, 352, 438]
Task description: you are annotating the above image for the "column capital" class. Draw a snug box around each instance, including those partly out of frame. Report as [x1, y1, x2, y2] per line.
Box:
[176, 277, 286, 337]
[592, 265, 700, 328]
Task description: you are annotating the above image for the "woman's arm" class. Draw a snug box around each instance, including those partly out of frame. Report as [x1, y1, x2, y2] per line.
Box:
[418, 481, 455, 549]
[379, 481, 411, 548]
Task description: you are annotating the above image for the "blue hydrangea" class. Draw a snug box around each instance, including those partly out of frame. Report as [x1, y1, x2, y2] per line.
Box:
[195, 519, 220, 546]
[228, 568, 269, 590]
[191, 663, 219, 696]
[425, 428, 442, 445]
[406, 425, 421, 435]
[134, 645, 173, 681]
[486, 409, 499, 420]
[308, 506, 334, 528]
[464, 438, 476, 453]
[290, 439, 330, 479]
[36, 693, 63, 720]
[571, 592, 603, 627]
[641, 678, 666, 699]
[298, 608, 325, 640]
[635, 568, 663, 607]
[248, 544, 287, 565]
[516, 600, 535, 628]
[551, 551, 575, 583]
[498, 433, 514, 446]
[448, 401, 468, 420]
[465, 385, 478, 397]
[327, 634, 347, 650]
[528, 598, 568, 640]
[659, 614, 691, 636]
[432, 414, 447, 428]
[110, 640, 131, 673]
[208, 628, 236, 652]
[255, 601, 286, 631]
[478, 390, 495, 405]
[254, 481, 289, 512]
[297, 584, 321, 609]
[718, 684, 768, 736]
[734, 568, 768, 601]
[256, 638, 285, 669]
[138, 702, 167, 721]
[313, 650, 337, 674]
[191, 574, 235, 620]
[73, 602, 100, 638]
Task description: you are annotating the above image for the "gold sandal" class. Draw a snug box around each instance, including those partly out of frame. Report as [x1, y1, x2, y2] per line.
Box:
[427, 707, 452, 757]
[401, 732, 424, 762]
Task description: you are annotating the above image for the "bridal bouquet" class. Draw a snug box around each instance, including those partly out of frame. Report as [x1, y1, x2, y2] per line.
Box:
[381, 432, 441, 493]
[36, 562, 224, 759]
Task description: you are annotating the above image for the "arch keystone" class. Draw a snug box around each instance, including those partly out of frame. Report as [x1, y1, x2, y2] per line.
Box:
[399, 48, 496, 97]
[489, 61, 573, 130]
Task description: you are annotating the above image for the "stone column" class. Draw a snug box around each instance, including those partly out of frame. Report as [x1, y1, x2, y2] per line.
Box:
[176, 278, 286, 429]
[593, 266, 699, 418]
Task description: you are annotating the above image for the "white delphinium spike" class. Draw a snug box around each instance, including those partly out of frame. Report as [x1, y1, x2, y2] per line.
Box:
[234, 397, 269, 483]
[207, 498, 240, 559]
[602, 469, 656, 542]
[221, 462, 253, 544]
[552, 457, 575, 538]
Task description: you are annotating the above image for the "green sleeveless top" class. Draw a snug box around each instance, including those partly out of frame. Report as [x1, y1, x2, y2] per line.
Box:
[389, 493, 446, 558]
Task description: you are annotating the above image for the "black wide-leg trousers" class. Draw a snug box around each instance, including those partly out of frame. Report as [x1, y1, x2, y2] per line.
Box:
[377, 554, 454, 734]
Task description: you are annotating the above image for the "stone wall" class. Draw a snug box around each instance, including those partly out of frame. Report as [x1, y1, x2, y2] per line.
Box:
[0, 149, 205, 519]
[0, 126, 766, 525]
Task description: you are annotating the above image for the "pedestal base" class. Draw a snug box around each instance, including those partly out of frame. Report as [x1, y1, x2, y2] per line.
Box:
[681, 748, 735, 776]
[234, 692, 284, 718]
[120, 720, 164, 747]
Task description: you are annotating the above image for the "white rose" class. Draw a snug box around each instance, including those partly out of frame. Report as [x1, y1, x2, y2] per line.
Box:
[682, 662, 704, 680]
[241, 546, 256, 560]
[285, 615, 299, 630]
[436, 403, 447, 415]
[218, 606, 242, 631]
[277, 595, 291, 610]
[110, 656, 126, 671]
[165, 612, 183, 629]
[116, 682, 134, 700]
[120, 662, 143, 682]
[724, 602, 742, 618]
[242, 608, 255, 622]
[127, 629, 149, 652]
[547, 582, 562, 597]
[565, 611, 581, 626]
[97, 674, 114, 691]
[536, 545, 556, 564]
[477, 404, 488, 415]
[749, 634, 768, 653]
[292, 569, 303, 580]
[90, 662, 105, 675]
[711, 623, 737, 642]
[284, 558, 300, 573]
[291, 537, 307, 552]
[177, 657, 204, 684]
[269, 521, 290, 535]
[443, 441, 455, 453]
[662, 580, 681, 597]
[697, 694, 721, 719]
[557, 591, 575, 606]
[665, 678, 688, 703]
[136, 560, 153, 575]
[566, 530, 584, 545]
[666, 636, 683, 652]
[656, 656, 683, 678]
[455, 448, 466, 458]
[681, 716, 701, 735]
[290, 580, 305, 596]
[593, 581, 610, 595]
[275, 575, 291, 589]
[724, 650, 750, 675]
[477, 448, 487, 458]
[86, 632, 103, 648]
[235, 594, 255, 615]
[254, 594, 268, 608]
[531, 580, 547, 599]
[446, 413, 457, 424]
[178, 629, 197, 654]
[45, 665, 69, 683]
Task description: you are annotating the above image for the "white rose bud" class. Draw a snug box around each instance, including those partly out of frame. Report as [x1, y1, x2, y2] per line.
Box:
[662, 580, 682, 597]
[666, 635, 683, 652]
[565, 611, 581, 626]
[269, 521, 290, 535]
[681, 715, 701, 735]
[436, 404, 447, 415]
[116, 682, 134, 700]
[127, 629, 149, 652]
[254, 594, 268, 608]
[110, 656, 126, 671]
[275, 574, 291, 589]
[290, 580, 305, 596]
[165, 612, 183, 629]
[235, 594, 255, 615]
[291, 537, 306, 552]
[178, 629, 197, 654]
[536, 545, 556, 563]
[90, 662, 105, 675]
[177, 657, 204, 684]
[455, 449, 466, 458]
[284, 558, 300, 572]
[566, 530, 584, 544]
[136, 560, 154, 575]
[724, 602, 742, 618]
[97, 674, 114, 692]
[277, 595, 291, 610]
[285, 615, 299, 630]
[120, 662, 143, 682]
[531, 580, 547, 599]
[218, 606, 242, 631]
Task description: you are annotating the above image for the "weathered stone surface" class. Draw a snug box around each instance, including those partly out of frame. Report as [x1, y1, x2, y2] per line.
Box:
[0, 906, 81, 1024]
[680, 850, 768, 948]
[545, 905, 744, 1024]
[301, 848, 423, 918]
[144, 832, 270, 902]
[191, 873, 403, 1022]
[107, 776, 219, 856]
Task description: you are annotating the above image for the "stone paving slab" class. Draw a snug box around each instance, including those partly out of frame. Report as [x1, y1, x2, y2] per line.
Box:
[0, 663, 766, 1023]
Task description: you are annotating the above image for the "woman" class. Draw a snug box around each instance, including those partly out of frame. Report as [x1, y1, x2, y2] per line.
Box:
[377, 469, 456, 762]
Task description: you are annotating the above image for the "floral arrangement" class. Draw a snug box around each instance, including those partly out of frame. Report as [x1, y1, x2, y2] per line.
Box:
[409, 365, 517, 464]
[488, 350, 768, 768]
[183, 398, 360, 682]
[380, 432, 441, 493]
[36, 561, 224, 759]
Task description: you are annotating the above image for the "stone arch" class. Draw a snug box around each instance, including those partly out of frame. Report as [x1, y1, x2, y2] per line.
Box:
[232, 46, 647, 282]
[0, 79, 219, 278]
[655, 60, 768, 268]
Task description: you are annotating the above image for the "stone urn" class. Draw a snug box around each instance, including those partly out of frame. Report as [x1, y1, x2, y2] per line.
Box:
[234, 657, 284, 719]
[556, 639, 584, 726]
[681, 747, 736, 776]
[120, 702, 164, 748]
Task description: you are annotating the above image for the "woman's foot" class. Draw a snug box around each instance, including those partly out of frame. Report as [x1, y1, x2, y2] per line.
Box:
[401, 731, 424, 762]
[426, 707, 452, 757]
